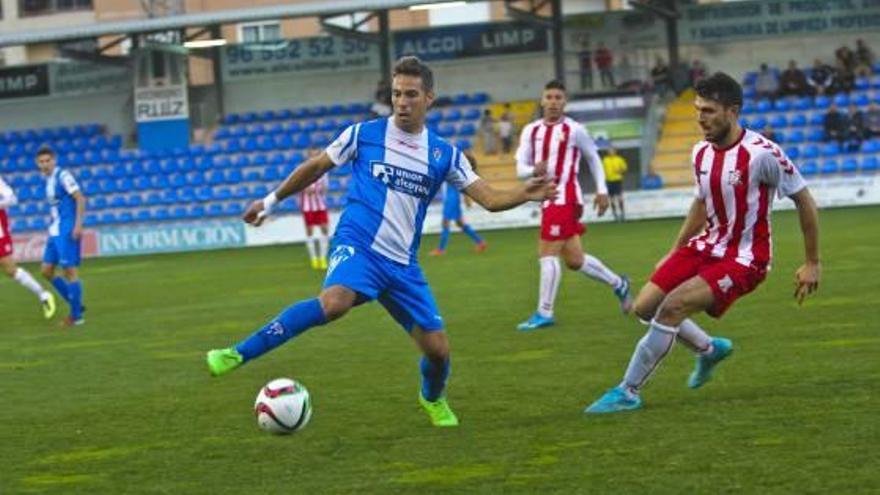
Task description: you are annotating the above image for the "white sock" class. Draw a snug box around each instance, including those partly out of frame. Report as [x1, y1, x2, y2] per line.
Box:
[305, 234, 317, 261]
[620, 319, 678, 393]
[579, 254, 622, 289]
[537, 256, 561, 318]
[318, 234, 329, 259]
[677, 318, 714, 355]
[14, 268, 48, 301]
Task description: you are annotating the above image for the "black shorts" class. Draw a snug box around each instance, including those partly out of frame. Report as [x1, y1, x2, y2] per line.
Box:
[606, 181, 623, 196]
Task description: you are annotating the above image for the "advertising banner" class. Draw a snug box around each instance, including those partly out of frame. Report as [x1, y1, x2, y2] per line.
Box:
[221, 36, 379, 81]
[0, 65, 50, 100]
[97, 221, 245, 257]
[394, 22, 549, 61]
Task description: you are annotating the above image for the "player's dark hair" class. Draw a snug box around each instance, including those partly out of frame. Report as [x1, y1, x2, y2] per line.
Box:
[392, 56, 434, 92]
[36, 145, 56, 158]
[695, 72, 743, 111]
[544, 79, 566, 92]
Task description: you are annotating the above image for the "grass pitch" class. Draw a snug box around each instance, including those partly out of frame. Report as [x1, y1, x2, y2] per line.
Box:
[1, 207, 878, 494]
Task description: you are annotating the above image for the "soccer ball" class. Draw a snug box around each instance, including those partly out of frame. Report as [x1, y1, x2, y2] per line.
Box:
[253, 378, 312, 434]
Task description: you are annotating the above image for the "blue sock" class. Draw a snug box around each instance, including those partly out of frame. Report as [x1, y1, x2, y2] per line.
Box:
[235, 298, 327, 362]
[67, 280, 83, 320]
[438, 227, 451, 251]
[51, 277, 70, 303]
[462, 224, 483, 244]
[420, 356, 450, 402]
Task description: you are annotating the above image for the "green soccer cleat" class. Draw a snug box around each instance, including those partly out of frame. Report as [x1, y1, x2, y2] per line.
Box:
[419, 394, 459, 427]
[41, 293, 57, 319]
[206, 348, 244, 377]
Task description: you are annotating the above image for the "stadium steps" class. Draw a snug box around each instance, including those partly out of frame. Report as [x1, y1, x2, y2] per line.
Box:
[470, 151, 517, 183]
[652, 90, 703, 187]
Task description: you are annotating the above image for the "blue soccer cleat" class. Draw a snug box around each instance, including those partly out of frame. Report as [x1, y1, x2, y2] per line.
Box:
[614, 275, 633, 314]
[516, 312, 555, 332]
[584, 386, 642, 414]
[688, 337, 733, 389]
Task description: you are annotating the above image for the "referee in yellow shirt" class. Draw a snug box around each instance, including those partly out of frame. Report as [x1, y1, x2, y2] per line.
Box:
[602, 146, 628, 222]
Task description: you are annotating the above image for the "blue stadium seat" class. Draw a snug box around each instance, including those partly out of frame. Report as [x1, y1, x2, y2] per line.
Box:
[302, 120, 318, 133]
[241, 112, 258, 124]
[641, 174, 663, 190]
[821, 142, 840, 157]
[741, 101, 756, 115]
[100, 212, 118, 225]
[136, 210, 153, 222]
[208, 170, 226, 185]
[223, 203, 241, 217]
[196, 187, 214, 202]
[806, 127, 824, 141]
[234, 186, 250, 199]
[784, 146, 800, 159]
[814, 95, 830, 109]
[207, 204, 224, 217]
[154, 208, 170, 221]
[188, 205, 206, 219]
[819, 159, 839, 174]
[773, 99, 790, 112]
[234, 155, 252, 168]
[862, 139, 880, 153]
[169, 174, 186, 188]
[295, 134, 311, 149]
[91, 196, 107, 210]
[260, 110, 276, 121]
[147, 192, 162, 206]
[786, 130, 805, 144]
[463, 108, 481, 120]
[833, 93, 849, 106]
[119, 177, 135, 192]
[227, 169, 243, 183]
[277, 109, 293, 120]
[284, 121, 302, 133]
[801, 144, 820, 159]
[853, 93, 871, 107]
[179, 187, 196, 203]
[444, 109, 463, 121]
[789, 113, 807, 127]
[83, 213, 98, 227]
[437, 124, 456, 138]
[841, 158, 859, 174]
[214, 156, 232, 169]
[225, 139, 241, 153]
[110, 195, 126, 208]
[187, 172, 206, 186]
[756, 99, 772, 113]
[799, 161, 818, 176]
[252, 154, 267, 166]
[319, 119, 339, 132]
[793, 97, 812, 111]
[471, 93, 489, 104]
[769, 114, 788, 128]
[427, 111, 443, 125]
[861, 156, 879, 172]
[459, 123, 476, 137]
[161, 190, 178, 204]
[750, 116, 767, 129]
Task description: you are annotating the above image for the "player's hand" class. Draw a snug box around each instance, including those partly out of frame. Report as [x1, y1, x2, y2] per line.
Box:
[524, 176, 558, 202]
[793, 261, 821, 305]
[72, 225, 83, 240]
[593, 194, 610, 217]
[243, 200, 268, 227]
[534, 160, 548, 177]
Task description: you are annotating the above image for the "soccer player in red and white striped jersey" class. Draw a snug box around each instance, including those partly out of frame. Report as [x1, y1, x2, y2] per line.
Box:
[0, 174, 56, 319]
[586, 72, 821, 414]
[298, 149, 331, 270]
[514, 80, 632, 331]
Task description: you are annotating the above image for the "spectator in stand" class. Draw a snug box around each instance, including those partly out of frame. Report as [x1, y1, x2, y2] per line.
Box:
[690, 59, 707, 87]
[780, 60, 809, 97]
[754, 63, 780, 101]
[807, 59, 835, 96]
[865, 102, 880, 138]
[855, 39, 875, 77]
[650, 57, 671, 98]
[576, 37, 593, 91]
[479, 109, 498, 155]
[498, 106, 514, 154]
[835, 45, 857, 73]
[824, 102, 849, 145]
[370, 79, 392, 117]
[834, 50, 856, 94]
[594, 42, 615, 89]
[847, 103, 866, 149]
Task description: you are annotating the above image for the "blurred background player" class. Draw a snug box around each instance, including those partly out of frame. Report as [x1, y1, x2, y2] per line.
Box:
[36, 147, 87, 327]
[602, 145, 628, 222]
[430, 149, 487, 255]
[205, 56, 557, 428]
[0, 174, 56, 319]
[299, 148, 330, 270]
[586, 73, 821, 414]
[515, 80, 632, 332]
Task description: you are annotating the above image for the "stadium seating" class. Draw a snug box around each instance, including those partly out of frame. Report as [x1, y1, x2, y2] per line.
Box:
[0, 94, 495, 232]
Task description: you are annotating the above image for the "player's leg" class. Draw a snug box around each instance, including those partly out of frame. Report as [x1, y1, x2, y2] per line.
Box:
[517, 239, 563, 331]
[456, 218, 486, 251]
[304, 224, 319, 269]
[2, 255, 56, 318]
[42, 238, 70, 304]
[616, 194, 626, 222]
[585, 276, 715, 414]
[561, 236, 632, 313]
[206, 244, 378, 376]
[378, 265, 457, 426]
[431, 218, 451, 255]
[634, 280, 715, 356]
[59, 237, 84, 325]
[316, 222, 329, 269]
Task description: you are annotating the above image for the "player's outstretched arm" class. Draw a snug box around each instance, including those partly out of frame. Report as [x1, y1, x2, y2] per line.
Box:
[72, 191, 86, 240]
[243, 152, 335, 226]
[790, 187, 821, 305]
[463, 176, 557, 212]
[656, 198, 707, 269]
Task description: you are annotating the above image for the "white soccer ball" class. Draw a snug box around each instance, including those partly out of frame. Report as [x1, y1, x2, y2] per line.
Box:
[253, 378, 312, 434]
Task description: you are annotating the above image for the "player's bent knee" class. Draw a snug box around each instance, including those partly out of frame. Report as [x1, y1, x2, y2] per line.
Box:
[318, 289, 356, 321]
[40, 266, 54, 280]
[655, 296, 690, 323]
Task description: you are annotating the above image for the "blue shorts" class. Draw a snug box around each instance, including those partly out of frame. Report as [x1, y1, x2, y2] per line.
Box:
[442, 188, 462, 221]
[43, 235, 82, 268]
[323, 243, 444, 332]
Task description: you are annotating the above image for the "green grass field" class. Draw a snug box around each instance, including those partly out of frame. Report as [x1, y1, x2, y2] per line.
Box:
[2, 207, 878, 494]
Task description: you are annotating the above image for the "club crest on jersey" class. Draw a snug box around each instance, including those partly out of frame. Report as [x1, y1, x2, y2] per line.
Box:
[717, 275, 734, 293]
[728, 169, 743, 186]
[328, 245, 355, 276]
[370, 161, 434, 198]
[432, 147, 442, 162]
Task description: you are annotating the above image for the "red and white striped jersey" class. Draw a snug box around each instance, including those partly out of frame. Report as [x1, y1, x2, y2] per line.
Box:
[688, 129, 806, 270]
[299, 175, 329, 213]
[515, 116, 607, 206]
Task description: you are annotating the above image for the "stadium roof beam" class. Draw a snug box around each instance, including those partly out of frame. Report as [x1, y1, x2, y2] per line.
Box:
[504, 0, 564, 81]
[628, 0, 680, 19]
[0, 0, 457, 48]
[630, 0, 681, 89]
